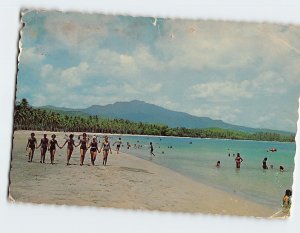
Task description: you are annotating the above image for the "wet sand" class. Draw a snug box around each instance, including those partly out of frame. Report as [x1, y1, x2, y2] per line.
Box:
[9, 131, 277, 217]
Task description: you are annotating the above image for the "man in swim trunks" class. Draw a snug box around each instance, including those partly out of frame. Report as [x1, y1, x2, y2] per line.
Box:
[26, 132, 37, 162]
[113, 137, 122, 154]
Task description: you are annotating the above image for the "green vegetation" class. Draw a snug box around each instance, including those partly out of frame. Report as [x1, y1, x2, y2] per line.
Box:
[14, 98, 295, 142]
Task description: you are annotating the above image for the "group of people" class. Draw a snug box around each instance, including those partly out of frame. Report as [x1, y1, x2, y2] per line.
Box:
[215, 153, 244, 168]
[215, 153, 286, 172]
[26, 132, 113, 166]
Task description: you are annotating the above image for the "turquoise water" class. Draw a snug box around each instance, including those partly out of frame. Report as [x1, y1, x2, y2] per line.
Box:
[109, 135, 295, 209]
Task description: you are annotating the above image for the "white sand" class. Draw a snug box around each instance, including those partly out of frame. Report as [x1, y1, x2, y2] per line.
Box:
[9, 131, 278, 217]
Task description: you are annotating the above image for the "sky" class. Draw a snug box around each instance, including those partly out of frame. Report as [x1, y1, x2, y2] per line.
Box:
[17, 10, 300, 132]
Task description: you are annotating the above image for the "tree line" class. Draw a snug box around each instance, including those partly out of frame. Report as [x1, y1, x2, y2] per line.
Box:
[14, 98, 295, 142]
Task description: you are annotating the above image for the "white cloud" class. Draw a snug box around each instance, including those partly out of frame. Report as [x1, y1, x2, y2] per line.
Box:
[190, 80, 252, 101]
[19, 47, 45, 65]
[60, 62, 89, 87]
[40, 64, 53, 78]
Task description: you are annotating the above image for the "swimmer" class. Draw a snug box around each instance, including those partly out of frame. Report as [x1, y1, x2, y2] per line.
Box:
[235, 153, 243, 169]
[262, 157, 268, 169]
[26, 132, 37, 162]
[280, 166, 285, 172]
[216, 161, 221, 168]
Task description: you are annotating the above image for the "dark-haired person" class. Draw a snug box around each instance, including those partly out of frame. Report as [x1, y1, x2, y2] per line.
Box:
[113, 137, 122, 154]
[88, 137, 99, 166]
[216, 161, 221, 168]
[150, 142, 155, 157]
[262, 157, 268, 169]
[61, 134, 77, 165]
[26, 132, 37, 162]
[48, 134, 61, 165]
[280, 165, 285, 172]
[99, 136, 112, 166]
[36, 134, 49, 163]
[235, 153, 243, 169]
[77, 133, 89, 166]
[282, 189, 292, 216]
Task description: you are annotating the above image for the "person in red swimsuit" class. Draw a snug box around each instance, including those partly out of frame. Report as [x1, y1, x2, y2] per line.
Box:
[235, 153, 244, 168]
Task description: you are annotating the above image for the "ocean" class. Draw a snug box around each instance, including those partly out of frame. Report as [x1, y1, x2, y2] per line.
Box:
[109, 135, 295, 210]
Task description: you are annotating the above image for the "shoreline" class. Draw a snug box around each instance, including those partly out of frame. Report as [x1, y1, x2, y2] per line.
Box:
[9, 130, 283, 218]
[13, 130, 295, 144]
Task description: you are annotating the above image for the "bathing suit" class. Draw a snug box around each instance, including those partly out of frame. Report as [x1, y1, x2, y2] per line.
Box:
[90, 142, 98, 152]
[103, 142, 110, 152]
[28, 137, 36, 150]
[235, 157, 242, 168]
[150, 145, 154, 153]
[80, 139, 87, 150]
[67, 139, 74, 150]
[49, 139, 57, 151]
[41, 138, 49, 150]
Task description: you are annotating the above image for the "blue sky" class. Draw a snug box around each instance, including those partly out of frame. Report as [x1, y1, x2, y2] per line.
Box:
[17, 10, 300, 132]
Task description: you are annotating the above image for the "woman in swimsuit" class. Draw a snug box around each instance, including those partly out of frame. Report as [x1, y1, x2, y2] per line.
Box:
[61, 134, 77, 165]
[88, 136, 99, 166]
[99, 135, 112, 166]
[26, 132, 37, 162]
[235, 153, 243, 169]
[48, 134, 61, 165]
[282, 189, 292, 216]
[36, 134, 49, 163]
[76, 133, 89, 166]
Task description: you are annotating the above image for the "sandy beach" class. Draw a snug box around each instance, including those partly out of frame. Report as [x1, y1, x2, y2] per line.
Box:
[9, 131, 277, 217]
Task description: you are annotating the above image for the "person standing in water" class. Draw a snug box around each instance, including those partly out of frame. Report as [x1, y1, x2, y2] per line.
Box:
[61, 134, 77, 165]
[262, 157, 268, 169]
[76, 133, 89, 166]
[113, 137, 122, 154]
[282, 189, 292, 216]
[150, 142, 155, 157]
[235, 153, 243, 168]
[216, 161, 221, 168]
[26, 132, 37, 162]
[36, 134, 49, 163]
[88, 136, 99, 166]
[48, 134, 61, 165]
[99, 136, 112, 166]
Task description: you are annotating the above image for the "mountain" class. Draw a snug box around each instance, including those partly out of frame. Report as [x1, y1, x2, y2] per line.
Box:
[39, 100, 293, 135]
